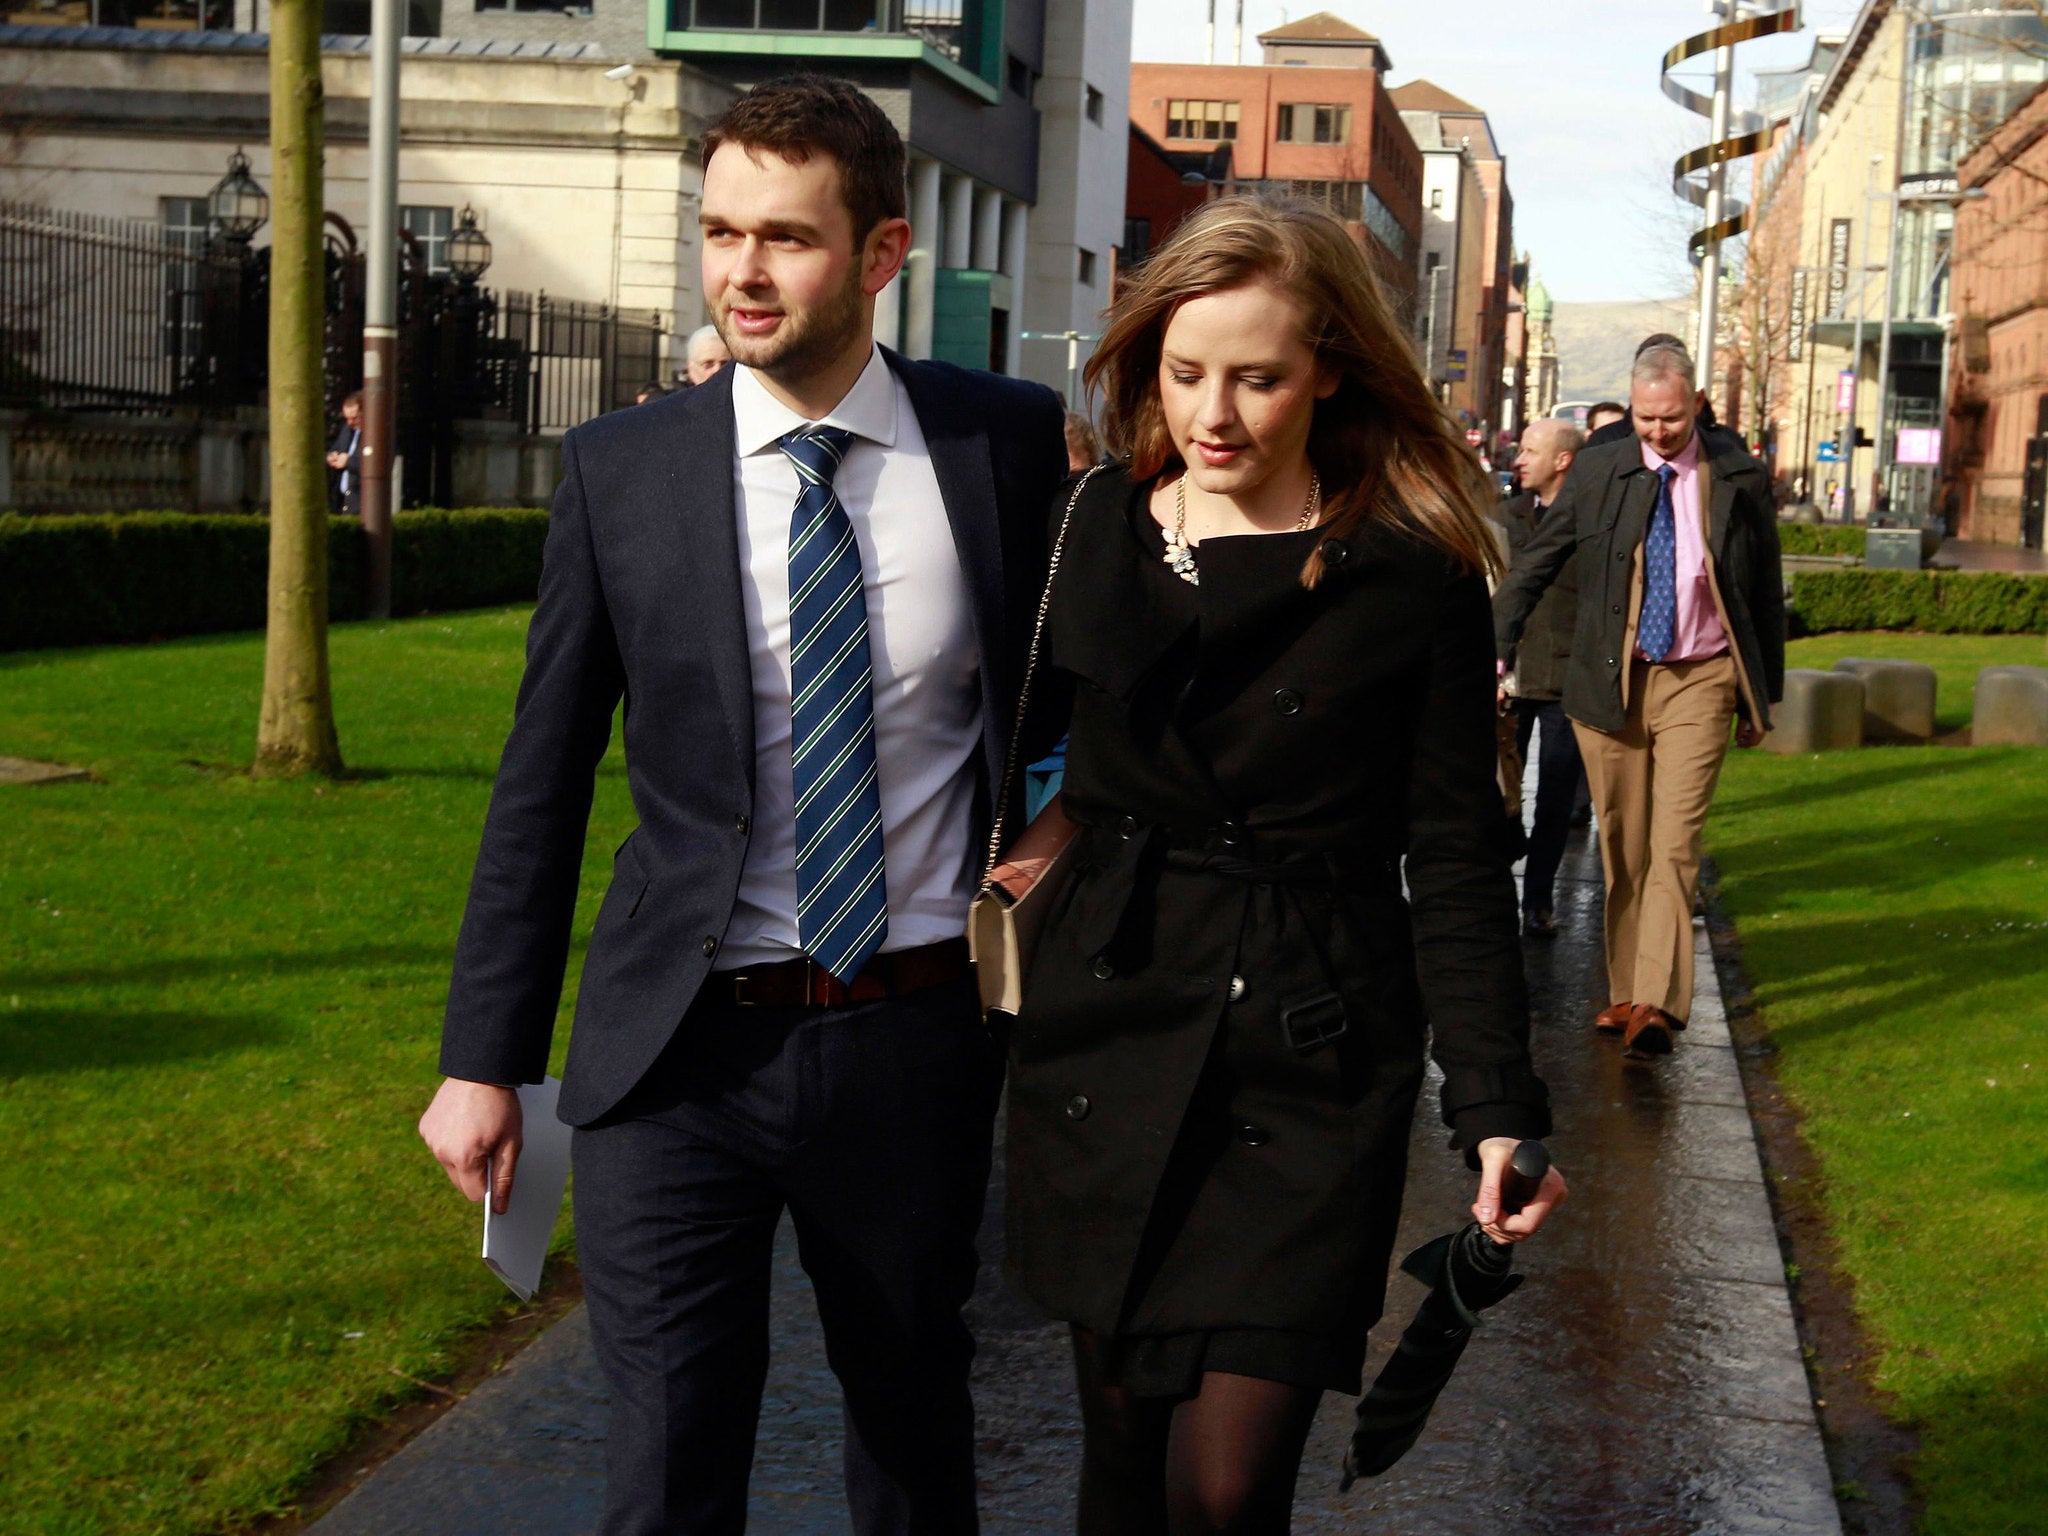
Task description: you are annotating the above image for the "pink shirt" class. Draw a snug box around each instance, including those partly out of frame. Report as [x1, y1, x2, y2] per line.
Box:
[1638, 432, 1728, 662]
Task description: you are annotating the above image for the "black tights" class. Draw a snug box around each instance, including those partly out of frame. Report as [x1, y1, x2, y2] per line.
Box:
[1071, 1327, 1323, 1536]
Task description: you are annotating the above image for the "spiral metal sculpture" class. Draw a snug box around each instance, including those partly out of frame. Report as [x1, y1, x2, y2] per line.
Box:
[1662, 2, 1804, 261]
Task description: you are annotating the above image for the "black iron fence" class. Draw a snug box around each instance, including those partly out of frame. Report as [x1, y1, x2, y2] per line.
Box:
[2, 201, 671, 505]
[0, 201, 264, 415]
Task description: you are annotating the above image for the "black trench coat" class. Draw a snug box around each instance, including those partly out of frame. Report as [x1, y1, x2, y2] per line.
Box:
[1006, 471, 1552, 1355]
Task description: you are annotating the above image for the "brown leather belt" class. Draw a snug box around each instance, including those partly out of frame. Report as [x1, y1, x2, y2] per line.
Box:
[708, 937, 972, 1008]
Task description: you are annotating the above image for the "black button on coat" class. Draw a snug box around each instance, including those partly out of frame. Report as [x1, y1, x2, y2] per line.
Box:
[1006, 472, 1551, 1345]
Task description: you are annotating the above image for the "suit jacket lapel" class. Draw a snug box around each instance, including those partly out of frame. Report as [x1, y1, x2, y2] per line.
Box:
[666, 368, 756, 787]
[888, 350, 1010, 785]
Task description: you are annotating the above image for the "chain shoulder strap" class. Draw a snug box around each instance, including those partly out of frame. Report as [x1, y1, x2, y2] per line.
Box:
[982, 463, 1105, 882]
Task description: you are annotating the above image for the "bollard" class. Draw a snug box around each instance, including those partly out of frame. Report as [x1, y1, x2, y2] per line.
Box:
[1832, 658, 1938, 743]
[1973, 666, 2048, 747]
[1763, 669, 1865, 754]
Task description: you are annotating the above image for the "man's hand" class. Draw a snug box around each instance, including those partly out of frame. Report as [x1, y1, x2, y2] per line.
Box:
[325, 450, 347, 470]
[419, 1078, 523, 1215]
[1471, 1136, 1568, 1245]
[1735, 718, 1765, 749]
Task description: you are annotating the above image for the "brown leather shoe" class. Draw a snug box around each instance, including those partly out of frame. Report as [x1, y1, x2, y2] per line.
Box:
[1594, 1002, 1634, 1034]
[1623, 1004, 1677, 1060]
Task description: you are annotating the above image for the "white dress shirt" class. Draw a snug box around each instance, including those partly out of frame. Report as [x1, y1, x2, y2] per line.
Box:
[719, 345, 985, 968]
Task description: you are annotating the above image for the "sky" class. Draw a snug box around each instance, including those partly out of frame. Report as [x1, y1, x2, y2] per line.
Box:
[1126, 0, 1868, 304]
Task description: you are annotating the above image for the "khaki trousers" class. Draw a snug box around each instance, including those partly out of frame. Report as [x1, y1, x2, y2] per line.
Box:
[1572, 655, 1738, 1022]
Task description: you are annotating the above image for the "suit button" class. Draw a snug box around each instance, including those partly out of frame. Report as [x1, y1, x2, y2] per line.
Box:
[735, 813, 750, 835]
[702, 936, 719, 958]
[1092, 955, 1115, 980]
[1116, 814, 1138, 839]
[1066, 1094, 1092, 1121]
[1617, 550, 1628, 561]
[1607, 657, 1618, 668]
[1611, 604, 1622, 615]
[1273, 687, 1304, 715]
[1236, 1122, 1270, 1147]
[1228, 974, 1246, 1002]
[1219, 821, 1244, 850]
[1318, 537, 1350, 566]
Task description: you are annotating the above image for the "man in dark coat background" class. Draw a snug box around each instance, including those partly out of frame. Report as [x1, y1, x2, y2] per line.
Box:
[1495, 417, 1588, 937]
[417, 76, 1066, 1536]
[1494, 343, 1783, 1063]
[325, 391, 363, 518]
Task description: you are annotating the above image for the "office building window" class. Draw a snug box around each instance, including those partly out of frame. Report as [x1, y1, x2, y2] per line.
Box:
[401, 204, 454, 275]
[1429, 187, 1443, 210]
[1275, 103, 1350, 145]
[1085, 84, 1104, 125]
[1008, 54, 1031, 97]
[1166, 99, 1239, 141]
[681, 0, 936, 54]
[1077, 247, 1097, 286]
[1124, 216, 1152, 266]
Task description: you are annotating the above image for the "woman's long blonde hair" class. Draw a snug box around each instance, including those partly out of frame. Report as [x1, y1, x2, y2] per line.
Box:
[1086, 195, 1501, 587]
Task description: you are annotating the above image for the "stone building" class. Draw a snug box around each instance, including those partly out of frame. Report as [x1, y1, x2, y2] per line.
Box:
[1521, 265, 1558, 426]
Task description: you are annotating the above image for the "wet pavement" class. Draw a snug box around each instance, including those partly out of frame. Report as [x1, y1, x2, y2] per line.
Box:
[314, 831, 1841, 1535]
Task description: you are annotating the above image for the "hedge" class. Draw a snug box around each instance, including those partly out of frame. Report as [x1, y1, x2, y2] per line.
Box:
[1789, 568, 2048, 636]
[0, 508, 551, 652]
[1775, 522, 1866, 558]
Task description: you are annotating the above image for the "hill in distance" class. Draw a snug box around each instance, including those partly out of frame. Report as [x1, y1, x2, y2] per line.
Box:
[1551, 296, 1692, 404]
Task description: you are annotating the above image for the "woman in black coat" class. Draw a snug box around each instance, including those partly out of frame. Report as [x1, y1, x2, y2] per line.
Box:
[995, 197, 1567, 1533]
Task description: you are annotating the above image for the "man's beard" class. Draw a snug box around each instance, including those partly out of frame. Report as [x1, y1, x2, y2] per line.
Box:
[715, 268, 867, 388]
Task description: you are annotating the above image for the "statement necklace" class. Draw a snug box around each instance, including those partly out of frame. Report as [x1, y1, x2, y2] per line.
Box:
[1164, 470, 1322, 586]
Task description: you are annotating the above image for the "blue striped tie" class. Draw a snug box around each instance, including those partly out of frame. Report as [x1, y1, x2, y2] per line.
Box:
[781, 425, 889, 984]
[1640, 463, 1679, 663]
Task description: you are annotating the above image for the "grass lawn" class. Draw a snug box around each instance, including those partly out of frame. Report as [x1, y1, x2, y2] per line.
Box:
[0, 609, 630, 1536]
[1709, 740, 2048, 1535]
[1785, 631, 2045, 734]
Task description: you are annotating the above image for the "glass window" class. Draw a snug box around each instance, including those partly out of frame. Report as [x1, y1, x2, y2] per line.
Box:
[1085, 84, 1104, 125]
[1077, 247, 1097, 286]
[160, 196, 209, 369]
[1277, 103, 1350, 145]
[1166, 100, 1238, 141]
[401, 205, 453, 275]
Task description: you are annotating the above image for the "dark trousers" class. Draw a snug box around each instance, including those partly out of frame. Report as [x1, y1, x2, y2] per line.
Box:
[572, 975, 1002, 1536]
[1515, 698, 1587, 911]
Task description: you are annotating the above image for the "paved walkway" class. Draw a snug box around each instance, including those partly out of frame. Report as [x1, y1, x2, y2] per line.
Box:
[1933, 537, 2046, 573]
[315, 835, 1841, 1535]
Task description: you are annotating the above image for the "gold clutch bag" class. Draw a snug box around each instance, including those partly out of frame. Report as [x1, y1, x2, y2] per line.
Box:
[967, 466, 1100, 1018]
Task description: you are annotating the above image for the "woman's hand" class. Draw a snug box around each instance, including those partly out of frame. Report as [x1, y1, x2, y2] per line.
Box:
[988, 795, 1079, 901]
[1471, 1136, 1567, 1245]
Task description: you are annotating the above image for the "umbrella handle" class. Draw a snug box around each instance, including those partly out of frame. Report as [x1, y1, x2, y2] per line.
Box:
[1499, 1139, 1549, 1218]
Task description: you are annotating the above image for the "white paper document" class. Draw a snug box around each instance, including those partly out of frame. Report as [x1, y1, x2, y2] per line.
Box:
[481, 1075, 572, 1302]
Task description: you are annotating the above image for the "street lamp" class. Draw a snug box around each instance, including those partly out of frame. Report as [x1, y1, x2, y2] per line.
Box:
[447, 205, 492, 284]
[208, 147, 269, 244]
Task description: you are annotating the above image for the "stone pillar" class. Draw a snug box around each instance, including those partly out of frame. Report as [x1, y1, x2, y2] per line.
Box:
[906, 158, 942, 361]
[943, 174, 973, 271]
[873, 271, 903, 352]
[1001, 199, 1029, 379]
[972, 184, 1002, 272]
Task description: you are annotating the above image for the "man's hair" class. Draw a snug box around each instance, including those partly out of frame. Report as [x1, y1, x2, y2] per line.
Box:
[341, 390, 364, 410]
[701, 74, 907, 242]
[1063, 411, 1101, 462]
[1587, 400, 1625, 424]
[687, 323, 722, 353]
[1528, 418, 1583, 455]
[1635, 332, 1686, 358]
[1632, 343, 1697, 394]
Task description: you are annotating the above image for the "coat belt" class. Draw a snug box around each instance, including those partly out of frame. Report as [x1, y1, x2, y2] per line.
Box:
[1067, 812, 1402, 966]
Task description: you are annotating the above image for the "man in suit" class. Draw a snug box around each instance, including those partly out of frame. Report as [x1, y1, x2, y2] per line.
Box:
[418, 74, 1067, 1535]
[1494, 344, 1783, 1062]
[325, 391, 363, 518]
[1495, 417, 1588, 937]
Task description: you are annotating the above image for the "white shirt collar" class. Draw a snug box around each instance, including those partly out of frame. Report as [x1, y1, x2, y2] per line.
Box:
[730, 343, 899, 458]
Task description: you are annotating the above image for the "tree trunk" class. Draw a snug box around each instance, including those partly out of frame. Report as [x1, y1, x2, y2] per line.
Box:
[255, 0, 343, 778]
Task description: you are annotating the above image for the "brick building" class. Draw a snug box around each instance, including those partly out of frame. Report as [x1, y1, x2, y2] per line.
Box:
[1392, 78, 1513, 455]
[1949, 78, 2048, 549]
[1127, 12, 1421, 306]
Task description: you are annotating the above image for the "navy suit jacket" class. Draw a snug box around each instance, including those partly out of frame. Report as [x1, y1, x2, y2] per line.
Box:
[441, 350, 1068, 1125]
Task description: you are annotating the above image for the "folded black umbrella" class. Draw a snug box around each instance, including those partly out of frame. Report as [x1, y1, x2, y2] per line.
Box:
[1340, 1140, 1549, 1487]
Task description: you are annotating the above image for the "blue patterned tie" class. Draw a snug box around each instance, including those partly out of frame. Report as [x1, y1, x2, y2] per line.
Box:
[1640, 463, 1679, 663]
[781, 426, 889, 983]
